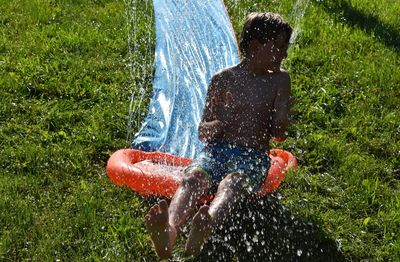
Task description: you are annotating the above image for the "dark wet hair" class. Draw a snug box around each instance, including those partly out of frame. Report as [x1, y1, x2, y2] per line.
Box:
[239, 12, 292, 58]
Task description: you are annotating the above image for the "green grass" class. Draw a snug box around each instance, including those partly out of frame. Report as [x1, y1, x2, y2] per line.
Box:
[1, 0, 399, 261]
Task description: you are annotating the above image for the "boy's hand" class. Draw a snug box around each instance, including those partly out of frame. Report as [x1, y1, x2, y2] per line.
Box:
[211, 94, 219, 113]
[198, 119, 225, 142]
[211, 91, 239, 125]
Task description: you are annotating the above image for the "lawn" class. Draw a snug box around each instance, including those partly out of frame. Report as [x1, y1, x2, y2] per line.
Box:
[0, 0, 399, 261]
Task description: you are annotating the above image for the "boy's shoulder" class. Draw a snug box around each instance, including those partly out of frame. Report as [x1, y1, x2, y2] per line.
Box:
[209, 65, 237, 88]
[274, 69, 290, 78]
[248, 69, 290, 92]
[211, 65, 290, 86]
[278, 68, 290, 75]
[212, 65, 237, 80]
[271, 69, 290, 87]
[270, 70, 291, 97]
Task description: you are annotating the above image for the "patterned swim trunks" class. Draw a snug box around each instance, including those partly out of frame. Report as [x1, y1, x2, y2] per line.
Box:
[186, 142, 270, 192]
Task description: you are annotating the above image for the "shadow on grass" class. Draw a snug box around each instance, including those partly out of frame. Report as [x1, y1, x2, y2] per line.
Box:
[195, 195, 345, 262]
[314, 0, 400, 53]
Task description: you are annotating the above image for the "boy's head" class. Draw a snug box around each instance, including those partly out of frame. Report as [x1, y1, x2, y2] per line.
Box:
[239, 12, 292, 59]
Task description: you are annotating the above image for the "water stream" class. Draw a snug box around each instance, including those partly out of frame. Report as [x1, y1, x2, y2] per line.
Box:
[124, 0, 155, 146]
[121, 1, 330, 260]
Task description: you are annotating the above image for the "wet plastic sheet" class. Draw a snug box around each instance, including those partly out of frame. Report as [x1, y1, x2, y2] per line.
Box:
[131, 0, 239, 158]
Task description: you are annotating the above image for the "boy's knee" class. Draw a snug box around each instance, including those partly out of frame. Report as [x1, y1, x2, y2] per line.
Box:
[182, 168, 210, 189]
[218, 172, 247, 192]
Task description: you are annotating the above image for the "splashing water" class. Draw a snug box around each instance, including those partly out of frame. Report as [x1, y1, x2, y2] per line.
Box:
[119, 1, 344, 261]
[290, 0, 310, 45]
[124, 0, 155, 146]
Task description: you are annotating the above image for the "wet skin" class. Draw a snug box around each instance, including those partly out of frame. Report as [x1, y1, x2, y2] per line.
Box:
[199, 64, 291, 151]
[199, 33, 291, 151]
[145, 32, 292, 259]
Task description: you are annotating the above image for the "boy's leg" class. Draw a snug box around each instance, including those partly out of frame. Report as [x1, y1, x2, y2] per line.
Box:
[185, 172, 250, 256]
[145, 168, 210, 259]
[169, 168, 211, 230]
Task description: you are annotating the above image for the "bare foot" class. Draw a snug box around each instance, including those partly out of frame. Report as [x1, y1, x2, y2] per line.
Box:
[185, 205, 212, 257]
[144, 199, 177, 259]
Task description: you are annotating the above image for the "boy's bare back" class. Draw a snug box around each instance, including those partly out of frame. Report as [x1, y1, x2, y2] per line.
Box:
[201, 63, 291, 151]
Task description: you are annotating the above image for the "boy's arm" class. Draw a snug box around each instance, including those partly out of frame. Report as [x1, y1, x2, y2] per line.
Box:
[198, 74, 225, 143]
[272, 73, 291, 139]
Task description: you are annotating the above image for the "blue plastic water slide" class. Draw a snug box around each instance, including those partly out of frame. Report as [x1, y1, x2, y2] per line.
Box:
[131, 0, 239, 158]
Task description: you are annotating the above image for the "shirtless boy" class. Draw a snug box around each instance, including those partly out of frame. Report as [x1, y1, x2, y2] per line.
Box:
[145, 12, 293, 259]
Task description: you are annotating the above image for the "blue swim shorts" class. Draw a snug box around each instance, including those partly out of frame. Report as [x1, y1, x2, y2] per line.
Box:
[185, 142, 270, 192]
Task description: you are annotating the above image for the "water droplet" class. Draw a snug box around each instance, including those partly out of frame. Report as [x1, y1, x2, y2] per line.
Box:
[252, 235, 258, 243]
[297, 249, 303, 256]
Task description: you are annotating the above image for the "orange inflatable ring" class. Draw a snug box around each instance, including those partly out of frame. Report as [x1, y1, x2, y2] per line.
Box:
[106, 148, 297, 198]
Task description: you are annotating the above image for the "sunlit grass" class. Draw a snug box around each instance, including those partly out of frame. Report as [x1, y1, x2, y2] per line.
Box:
[1, 0, 399, 261]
